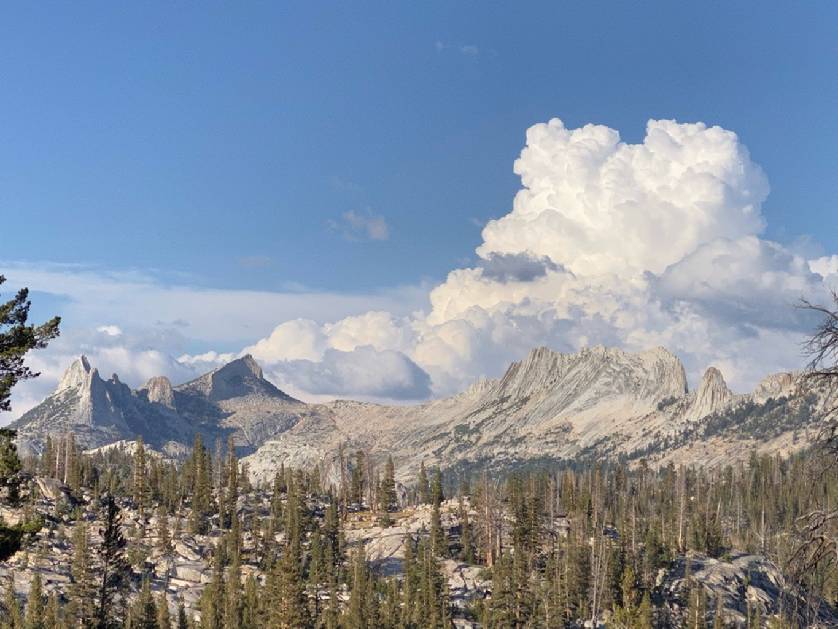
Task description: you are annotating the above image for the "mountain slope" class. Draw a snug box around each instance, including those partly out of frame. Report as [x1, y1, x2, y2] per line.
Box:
[10, 354, 302, 457]
[11, 356, 192, 456]
[10, 346, 832, 481]
[242, 346, 832, 483]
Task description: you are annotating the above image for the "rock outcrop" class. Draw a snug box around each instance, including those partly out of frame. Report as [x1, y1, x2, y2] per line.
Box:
[12, 346, 831, 483]
[11, 354, 301, 457]
[685, 366, 734, 420]
[657, 552, 837, 627]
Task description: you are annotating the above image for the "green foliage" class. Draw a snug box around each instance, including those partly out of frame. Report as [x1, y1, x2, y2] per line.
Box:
[95, 495, 130, 628]
[0, 429, 22, 504]
[0, 275, 60, 413]
[24, 572, 45, 629]
[6, 428, 837, 628]
[418, 461, 430, 505]
[378, 455, 397, 514]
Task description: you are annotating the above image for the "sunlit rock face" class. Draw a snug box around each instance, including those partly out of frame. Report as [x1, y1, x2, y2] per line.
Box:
[13, 346, 830, 481]
[685, 366, 733, 421]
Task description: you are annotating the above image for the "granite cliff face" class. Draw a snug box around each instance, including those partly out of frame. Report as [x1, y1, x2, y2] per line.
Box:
[685, 366, 734, 420]
[10, 354, 302, 457]
[9, 346, 832, 481]
[240, 346, 831, 483]
[11, 356, 191, 456]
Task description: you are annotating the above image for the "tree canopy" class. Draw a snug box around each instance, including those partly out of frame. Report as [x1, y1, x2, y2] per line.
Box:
[0, 275, 60, 413]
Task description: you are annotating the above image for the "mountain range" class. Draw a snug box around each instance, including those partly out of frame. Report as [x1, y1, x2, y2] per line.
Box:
[10, 346, 833, 482]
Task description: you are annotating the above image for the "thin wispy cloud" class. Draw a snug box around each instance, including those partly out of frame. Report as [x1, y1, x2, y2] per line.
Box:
[1, 261, 429, 420]
[237, 255, 273, 269]
[328, 210, 390, 241]
[330, 176, 365, 195]
[434, 41, 481, 58]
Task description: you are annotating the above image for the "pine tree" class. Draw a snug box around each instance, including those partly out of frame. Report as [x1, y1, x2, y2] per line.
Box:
[3, 578, 22, 629]
[224, 533, 243, 629]
[380, 456, 397, 513]
[156, 504, 173, 563]
[350, 450, 366, 507]
[130, 579, 158, 629]
[490, 550, 516, 628]
[459, 496, 474, 563]
[133, 436, 148, 516]
[0, 275, 60, 413]
[612, 563, 639, 626]
[176, 601, 188, 629]
[189, 435, 212, 535]
[156, 593, 171, 629]
[713, 594, 724, 629]
[24, 572, 45, 629]
[62, 433, 81, 491]
[346, 546, 368, 628]
[242, 575, 260, 629]
[94, 496, 130, 629]
[686, 585, 707, 629]
[225, 436, 239, 530]
[638, 591, 653, 629]
[430, 498, 445, 557]
[379, 579, 400, 629]
[43, 594, 60, 629]
[401, 535, 418, 627]
[268, 541, 311, 629]
[39, 436, 54, 478]
[69, 520, 94, 627]
[430, 467, 444, 506]
[418, 462, 430, 505]
[324, 581, 339, 629]
[271, 471, 284, 522]
[0, 429, 22, 506]
[200, 543, 225, 629]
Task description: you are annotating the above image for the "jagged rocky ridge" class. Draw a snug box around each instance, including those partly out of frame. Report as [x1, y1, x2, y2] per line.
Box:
[11, 354, 303, 458]
[10, 346, 834, 481]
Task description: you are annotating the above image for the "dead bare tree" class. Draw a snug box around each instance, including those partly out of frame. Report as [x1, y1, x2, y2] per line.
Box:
[801, 290, 838, 459]
[788, 291, 838, 580]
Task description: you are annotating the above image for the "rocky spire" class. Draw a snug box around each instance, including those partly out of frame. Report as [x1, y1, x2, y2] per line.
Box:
[57, 355, 93, 391]
[143, 376, 176, 409]
[686, 366, 734, 420]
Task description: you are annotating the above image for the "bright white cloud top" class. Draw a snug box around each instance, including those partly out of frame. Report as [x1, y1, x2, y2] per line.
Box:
[233, 118, 832, 399]
[6, 118, 837, 415]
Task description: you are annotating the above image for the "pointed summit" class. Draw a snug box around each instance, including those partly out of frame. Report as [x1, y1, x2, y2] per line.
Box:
[176, 354, 297, 403]
[57, 355, 93, 391]
[217, 354, 263, 380]
[143, 376, 175, 409]
[686, 366, 734, 420]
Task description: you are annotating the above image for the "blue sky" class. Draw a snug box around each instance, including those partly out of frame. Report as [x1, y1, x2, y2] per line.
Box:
[2, 2, 838, 415]
[3, 2, 837, 289]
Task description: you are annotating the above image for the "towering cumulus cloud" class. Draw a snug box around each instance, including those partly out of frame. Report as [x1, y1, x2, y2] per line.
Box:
[239, 118, 834, 399]
[23, 119, 776, 408]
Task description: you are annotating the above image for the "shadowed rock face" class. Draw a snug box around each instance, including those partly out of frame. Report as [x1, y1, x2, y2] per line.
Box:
[658, 552, 838, 627]
[143, 376, 175, 409]
[12, 346, 829, 483]
[11, 354, 302, 456]
[241, 347, 828, 486]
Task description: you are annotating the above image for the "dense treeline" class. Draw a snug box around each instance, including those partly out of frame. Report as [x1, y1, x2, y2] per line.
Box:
[1, 430, 836, 628]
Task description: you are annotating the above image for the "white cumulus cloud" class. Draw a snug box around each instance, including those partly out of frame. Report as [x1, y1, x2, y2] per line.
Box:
[230, 117, 833, 398]
[6, 117, 836, 413]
